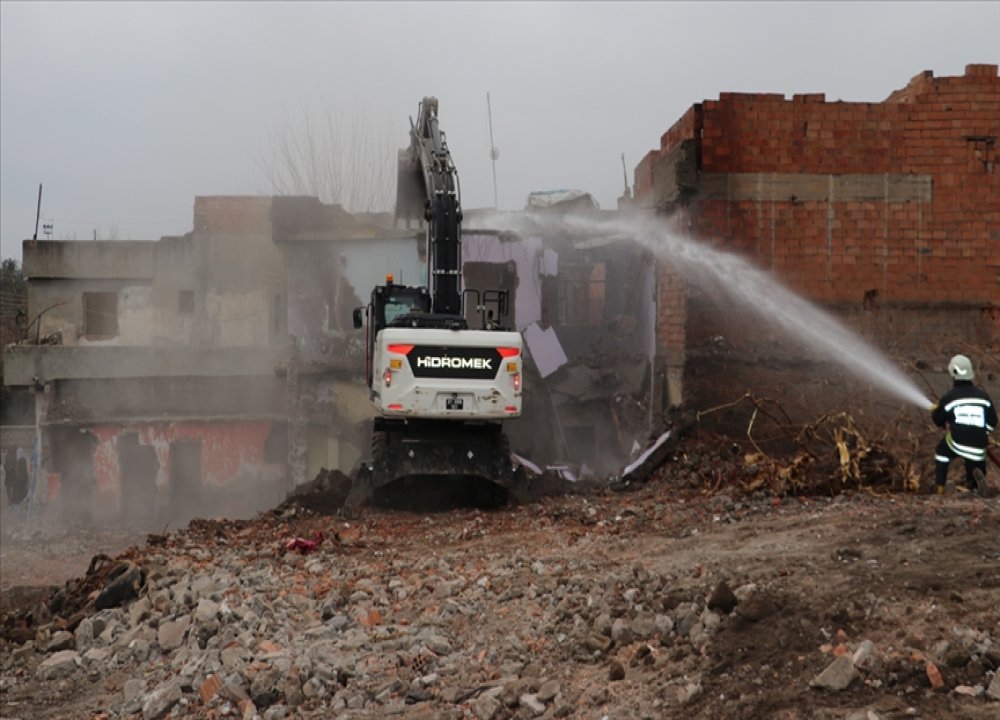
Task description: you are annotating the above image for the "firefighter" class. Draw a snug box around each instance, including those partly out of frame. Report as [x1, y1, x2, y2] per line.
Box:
[932, 354, 997, 496]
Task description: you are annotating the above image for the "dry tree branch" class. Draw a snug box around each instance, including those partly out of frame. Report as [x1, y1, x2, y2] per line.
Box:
[695, 392, 752, 422]
[745, 406, 765, 457]
[254, 101, 396, 213]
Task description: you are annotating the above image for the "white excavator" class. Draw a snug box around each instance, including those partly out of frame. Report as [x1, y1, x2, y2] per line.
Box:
[347, 97, 524, 509]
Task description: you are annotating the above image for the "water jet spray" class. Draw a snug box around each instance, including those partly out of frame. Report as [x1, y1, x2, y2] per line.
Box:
[486, 210, 935, 412]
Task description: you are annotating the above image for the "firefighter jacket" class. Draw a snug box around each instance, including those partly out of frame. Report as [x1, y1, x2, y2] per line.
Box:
[932, 380, 998, 462]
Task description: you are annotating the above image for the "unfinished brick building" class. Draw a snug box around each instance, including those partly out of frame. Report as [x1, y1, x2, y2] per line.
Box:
[634, 64, 999, 419]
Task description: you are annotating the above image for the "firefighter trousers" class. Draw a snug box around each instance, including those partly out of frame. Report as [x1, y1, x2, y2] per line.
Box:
[934, 437, 986, 490]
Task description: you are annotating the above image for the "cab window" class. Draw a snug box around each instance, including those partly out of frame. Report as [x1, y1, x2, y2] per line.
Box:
[384, 300, 415, 324]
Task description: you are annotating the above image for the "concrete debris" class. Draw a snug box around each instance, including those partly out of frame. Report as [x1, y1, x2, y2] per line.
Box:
[512, 452, 542, 476]
[2, 462, 998, 719]
[987, 672, 1000, 700]
[518, 691, 547, 716]
[844, 712, 881, 720]
[810, 655, 859, 691]
[733, 592, 777, 623]
[275, 468, 353, 515]
[676, 681, 702, 705]
[35, 649, 80, 680]
[43, 630, 74, 653]
[156, 616, 190, 652]
[851, 639, 878, 670]
[142, 679, 182, 720]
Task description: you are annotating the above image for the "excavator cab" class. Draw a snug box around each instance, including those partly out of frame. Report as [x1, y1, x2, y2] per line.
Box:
[354, 277, 431, 330]
[355, 277, 432, 387]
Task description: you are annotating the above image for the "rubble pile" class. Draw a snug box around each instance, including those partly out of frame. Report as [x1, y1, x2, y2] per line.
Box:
[2, 486, 998, 719]
[632, 408, 934, 498]
[274, 469, 354, 515]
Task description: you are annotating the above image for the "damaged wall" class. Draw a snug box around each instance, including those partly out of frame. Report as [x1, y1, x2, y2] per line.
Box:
[463, 224, 657, 473]
[78, 420, 285, 528]
[633, 64, 999, 426]
[270, 199, 660, 477]
[6, 196, 290, 524]
[23, 198, 287, 350]
[270, 196, 424, 486]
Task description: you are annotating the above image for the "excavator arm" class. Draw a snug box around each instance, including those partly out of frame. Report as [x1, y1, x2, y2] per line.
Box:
[396, 97, 463, 317]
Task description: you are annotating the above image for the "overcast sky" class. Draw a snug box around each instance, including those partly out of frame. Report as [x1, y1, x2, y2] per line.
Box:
[1, 1, 998, 261]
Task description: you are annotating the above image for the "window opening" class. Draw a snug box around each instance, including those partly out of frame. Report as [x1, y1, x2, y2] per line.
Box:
[83, 291, 119, 338]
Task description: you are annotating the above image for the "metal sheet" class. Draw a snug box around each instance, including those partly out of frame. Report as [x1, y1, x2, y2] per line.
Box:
[523, 323, 568, 379]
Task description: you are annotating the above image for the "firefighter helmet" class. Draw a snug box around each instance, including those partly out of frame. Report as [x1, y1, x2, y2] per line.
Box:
[948, 354, 975, 381]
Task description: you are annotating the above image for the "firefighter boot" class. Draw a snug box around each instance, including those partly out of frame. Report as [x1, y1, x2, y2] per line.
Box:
[972, 468, 988, 498]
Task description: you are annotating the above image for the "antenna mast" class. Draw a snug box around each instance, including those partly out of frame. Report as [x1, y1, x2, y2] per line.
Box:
[487, 92, 499, 209]
[32, 183, 42, 244]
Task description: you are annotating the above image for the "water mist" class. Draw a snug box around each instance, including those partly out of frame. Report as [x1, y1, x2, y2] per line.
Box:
[488, 211, 934, 411]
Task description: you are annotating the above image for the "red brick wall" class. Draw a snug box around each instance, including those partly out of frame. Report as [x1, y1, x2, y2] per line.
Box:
[637, 65, 1000, 305]
[654, 210, 689, 407]
[194, 196, 272, 235]
[636, 105, 701, 198]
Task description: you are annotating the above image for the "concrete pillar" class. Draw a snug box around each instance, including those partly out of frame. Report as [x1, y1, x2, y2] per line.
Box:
[654, 252, 688, 413]
[286, 335, 308, 488]
[32, 385, 50, 509]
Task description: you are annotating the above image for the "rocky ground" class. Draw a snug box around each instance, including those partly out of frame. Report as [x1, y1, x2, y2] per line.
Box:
[2, 455, 999, 720]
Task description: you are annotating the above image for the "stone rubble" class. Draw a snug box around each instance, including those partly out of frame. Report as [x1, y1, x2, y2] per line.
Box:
[2, 482, 998, 719]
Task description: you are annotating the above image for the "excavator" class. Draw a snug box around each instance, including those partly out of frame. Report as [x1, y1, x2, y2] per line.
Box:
[347, 97, 524, 510]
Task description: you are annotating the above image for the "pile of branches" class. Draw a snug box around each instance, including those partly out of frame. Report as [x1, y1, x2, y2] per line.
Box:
[691, 393, 926, 496]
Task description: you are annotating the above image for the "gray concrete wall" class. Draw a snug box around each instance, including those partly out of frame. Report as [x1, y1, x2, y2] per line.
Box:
[23, 240, 156, 280]
[464, 231, 544, 331]
[21, 227, 288, 350]
[197, 231, 287, 347]
[4, 345, 282, 386]
[284, 235, 423, 367]
[45, 375, 286, 423]
[28, 278, 146, 345]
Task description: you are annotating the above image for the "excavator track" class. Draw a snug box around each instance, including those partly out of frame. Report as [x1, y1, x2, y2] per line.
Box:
[341, 420, 530, 515]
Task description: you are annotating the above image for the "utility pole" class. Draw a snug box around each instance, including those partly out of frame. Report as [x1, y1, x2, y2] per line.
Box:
[487, 93, 499, 209]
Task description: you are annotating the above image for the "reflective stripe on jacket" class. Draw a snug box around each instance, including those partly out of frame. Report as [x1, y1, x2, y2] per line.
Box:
[932, 381, 998, 456]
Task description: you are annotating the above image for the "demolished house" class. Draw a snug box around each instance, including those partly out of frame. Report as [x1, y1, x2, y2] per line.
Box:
[3, 198, 290, 527]
[3, 193, 667, 525]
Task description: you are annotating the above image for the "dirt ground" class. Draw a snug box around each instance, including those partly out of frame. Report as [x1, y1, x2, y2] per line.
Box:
[0, 522, 142, 595]
[1, 471, 998, 719]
